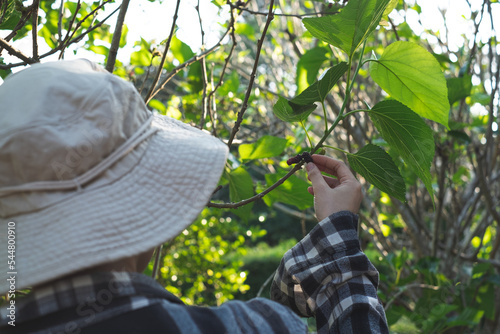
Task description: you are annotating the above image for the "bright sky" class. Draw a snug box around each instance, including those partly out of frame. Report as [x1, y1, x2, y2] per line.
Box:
[0, 0, 498, 79]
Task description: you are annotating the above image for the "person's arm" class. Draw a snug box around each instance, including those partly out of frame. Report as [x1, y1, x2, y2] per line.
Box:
[270, 156, 389, 333]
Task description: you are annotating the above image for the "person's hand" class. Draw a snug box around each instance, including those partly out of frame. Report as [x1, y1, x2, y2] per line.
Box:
[305, 155, 362, 221]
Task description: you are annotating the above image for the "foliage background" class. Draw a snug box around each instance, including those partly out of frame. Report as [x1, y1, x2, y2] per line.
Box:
[1, 0, 499, 332]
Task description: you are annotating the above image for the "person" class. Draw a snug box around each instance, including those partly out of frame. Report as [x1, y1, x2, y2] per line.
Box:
[0, 60, 388, 333]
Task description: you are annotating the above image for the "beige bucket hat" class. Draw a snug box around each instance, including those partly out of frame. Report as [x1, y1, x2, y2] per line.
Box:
[0, 59, 228, 294]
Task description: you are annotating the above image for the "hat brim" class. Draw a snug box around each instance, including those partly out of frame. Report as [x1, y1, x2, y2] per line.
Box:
[0, 114, 228, 294]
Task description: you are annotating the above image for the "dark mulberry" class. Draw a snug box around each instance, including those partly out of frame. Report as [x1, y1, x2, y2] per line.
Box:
[286, 152, 313, 165]
[286, 155, 302, 166]
[301, 152, 313, 163]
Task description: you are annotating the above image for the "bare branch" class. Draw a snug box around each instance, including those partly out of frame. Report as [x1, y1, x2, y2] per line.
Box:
[205, 7, 238, 134]
[0, 37, 34, 64]
[197, 0, 209, 129]
[146, 23, 233, 103]
[58, 0, 64, 44]
[106, 0, 130, 72]
[230, 2, 337, 18]
[31, 0, 40, 62]
[227, 0, 275, 147]
[208, 163, 303, 208]
[144, 0, 181, 104]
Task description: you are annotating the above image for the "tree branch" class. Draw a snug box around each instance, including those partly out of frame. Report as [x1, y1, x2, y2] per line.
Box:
[31, 0, 40, 62]
[229, 3, 337, 18]
[208, 163, 303, 208]
[106, 0, 130, 72]
[0, 37, 34, 64]
[143, 0, 180, 104]
[227, 0, 275, 147]
[197, 0, 209, 130]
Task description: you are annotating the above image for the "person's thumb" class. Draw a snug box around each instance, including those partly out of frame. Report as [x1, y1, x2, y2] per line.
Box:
[306, 162, 326, 190]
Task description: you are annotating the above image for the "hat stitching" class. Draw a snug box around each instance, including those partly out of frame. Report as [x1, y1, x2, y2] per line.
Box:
[0, 116, 157, 197]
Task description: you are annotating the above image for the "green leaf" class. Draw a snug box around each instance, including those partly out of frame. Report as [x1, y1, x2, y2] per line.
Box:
[447, 75, 472, 105]
[0, 4, 21, 30]
[218, 70, 240, 96]
[470, 91, 491, 106]
[448, 130, 471, 144]
[383, 0, 398, 16]
[296, 46, 329, 94]
[211, 0, 226, 8]
[235, 23, 256, 41]
[119, 24, 128, 48]
[262, 172, 313, 210]
[39, 25, 57, 49]
[347, 144, 406, 201]
[239, 135, 287, 161]
[148, 99, 166, 113]
[0, 58, 12, 79]
[130, 38, 152, 67]
[369, 100, 434, 202]
[130, 50, 151, 67]
[272, 96, 316, 123]
[170, 35, 194, 64]
[369, 41, 450, 128]
[291, 62, 348, 105]
[226, 167, 254, 221]
[303, 0, 391, 58]
[89, 45, 109, 56]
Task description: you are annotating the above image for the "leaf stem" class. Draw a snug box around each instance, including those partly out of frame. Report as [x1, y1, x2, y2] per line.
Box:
[343, 109, 370, 118]
[348, 39, 368, 92]
[322, 144, 350, 155]
[321, 101, 328, 135]
[301, 121, 314, 149]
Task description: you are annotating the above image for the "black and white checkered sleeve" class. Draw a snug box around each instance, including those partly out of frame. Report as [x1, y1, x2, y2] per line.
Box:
[270, 211, 389, 334]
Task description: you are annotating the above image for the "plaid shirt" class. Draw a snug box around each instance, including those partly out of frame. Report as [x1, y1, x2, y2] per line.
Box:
[271, 211, 388, 333]
[0, 211, 388, 333]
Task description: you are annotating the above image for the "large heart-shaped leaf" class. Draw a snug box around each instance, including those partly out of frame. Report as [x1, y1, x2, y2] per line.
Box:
[369, 100, 434, 200]
[369, 41, 450, 128]
[347, 144, 406, 201]
[303, 0, 391, 58]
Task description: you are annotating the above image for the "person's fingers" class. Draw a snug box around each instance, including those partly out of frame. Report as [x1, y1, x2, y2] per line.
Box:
[307, 174, 340, 187]
[307, 186, 314, 195]
[305, 163, 328, 190]
[311, 155, 356, 183]
[323, 175, 341, 188]
[307, 176, 339, 196]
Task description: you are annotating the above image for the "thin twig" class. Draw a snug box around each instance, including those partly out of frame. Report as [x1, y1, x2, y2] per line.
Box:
[0, 37, 33, 64]
[31, 0, 40, 62]
[144, 0, 181, 104]
[62, 1, 115, 47]
[230, 3, 336, 18]
[197, 0, 209, 129]
[152, 244, 164, 280]
[146, 26, 232, 103]
[58, 0, 64, 43]
[61, 0, 81, 44]
[384, 283, 440, 311]
[227, 0, 275, 147]
[106, 0, 130, 72]
[1, 3, 36, 43]
[256, 272, 275, 297]
[205, 7, 238, 134]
